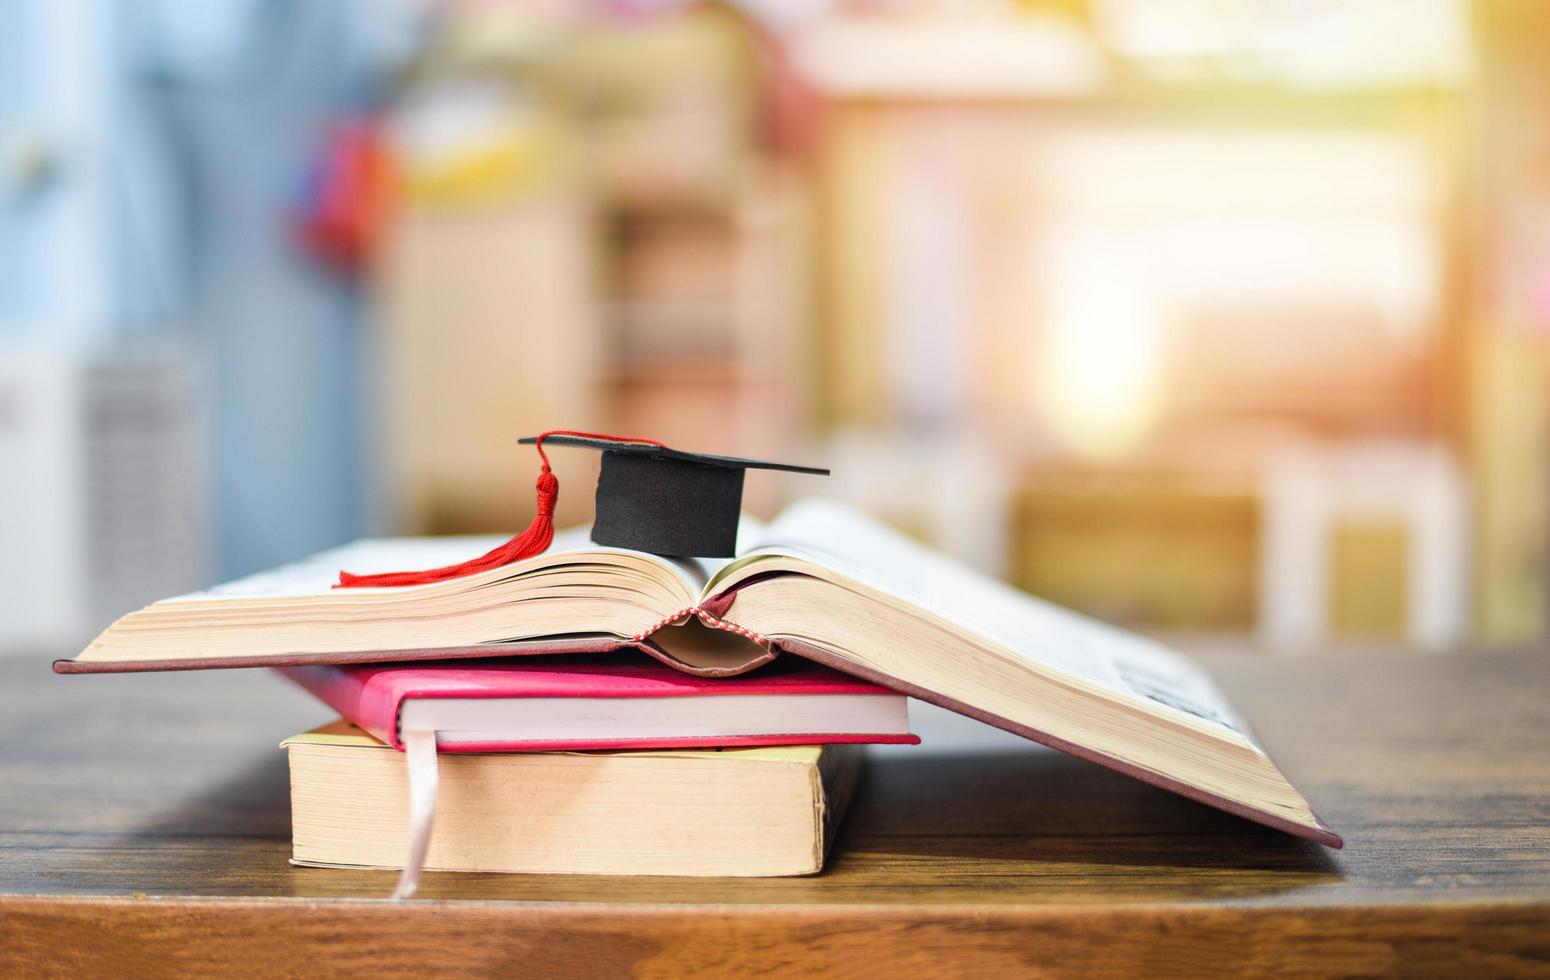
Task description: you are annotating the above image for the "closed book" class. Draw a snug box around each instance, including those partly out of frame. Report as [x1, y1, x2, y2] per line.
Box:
[283, 720, 862, 877]
[277, 655, 918, 752]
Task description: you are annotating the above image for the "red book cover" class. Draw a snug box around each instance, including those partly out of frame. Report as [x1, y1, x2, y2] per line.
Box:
[277, 655, 919, 752]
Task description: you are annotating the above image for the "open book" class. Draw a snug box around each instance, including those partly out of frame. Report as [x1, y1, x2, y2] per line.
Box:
[60, 499, 1340, 847]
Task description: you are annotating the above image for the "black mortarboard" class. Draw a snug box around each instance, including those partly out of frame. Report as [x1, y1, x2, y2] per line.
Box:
[334, 430, 827, 588]
[519, 433, 829, 558]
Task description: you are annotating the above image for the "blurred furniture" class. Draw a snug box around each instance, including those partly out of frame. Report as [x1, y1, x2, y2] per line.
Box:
[378, 6, 811, 533]
[5, 649, 1549, 974]
[1259, 442, 1468, 651]
[0, 353, 206, 651]
[378, 191, 604, 533]
[1469, 328, 1550, 644]
[802, 12, 1470, 641]
[821, 428, 1014, 576]
[596, 168, 811, 518]
[1013, 465, 1258, 631]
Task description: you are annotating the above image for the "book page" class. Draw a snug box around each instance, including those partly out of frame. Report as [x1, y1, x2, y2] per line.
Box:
[165, 521, 770, 604]
[667, 515, 767, 597]
[168, 527, 649, 602]
[731, 500, 1253, 743]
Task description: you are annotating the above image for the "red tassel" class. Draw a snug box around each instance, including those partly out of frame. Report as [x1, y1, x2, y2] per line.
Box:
[335, 430, 663, 588]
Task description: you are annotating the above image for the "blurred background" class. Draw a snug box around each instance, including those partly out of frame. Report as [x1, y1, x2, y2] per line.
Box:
[2, 0, 1546, 659]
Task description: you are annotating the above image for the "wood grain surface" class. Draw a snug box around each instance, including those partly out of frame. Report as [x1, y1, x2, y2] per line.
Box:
[2, 649, 1548, 977]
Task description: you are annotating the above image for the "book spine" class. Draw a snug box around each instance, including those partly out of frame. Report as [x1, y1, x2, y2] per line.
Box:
[274, 665, 401, 748]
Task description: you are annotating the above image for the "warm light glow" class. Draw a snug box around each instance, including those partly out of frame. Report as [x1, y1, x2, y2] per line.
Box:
[1093, 0, 1472, 88]
[1036, 255, 1166, 460]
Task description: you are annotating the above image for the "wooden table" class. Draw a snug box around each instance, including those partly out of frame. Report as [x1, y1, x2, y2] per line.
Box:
[2, 649, 1547, 977]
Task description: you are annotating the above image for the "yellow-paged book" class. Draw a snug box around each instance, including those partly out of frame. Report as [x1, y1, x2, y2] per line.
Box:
[283, 721, 863, 877]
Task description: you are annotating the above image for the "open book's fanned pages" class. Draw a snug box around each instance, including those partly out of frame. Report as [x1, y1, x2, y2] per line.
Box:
[55, 525, 775, 676]
[706, 501, 1341, 848]
[59, 499, 1339, 848]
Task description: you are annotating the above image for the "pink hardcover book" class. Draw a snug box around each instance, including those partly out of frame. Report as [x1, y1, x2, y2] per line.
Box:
[277, 655, 920, 752]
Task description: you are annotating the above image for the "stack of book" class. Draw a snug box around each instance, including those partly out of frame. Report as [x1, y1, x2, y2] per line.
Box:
[278, 656, 915, 881]
[60, 500, 1342, 890]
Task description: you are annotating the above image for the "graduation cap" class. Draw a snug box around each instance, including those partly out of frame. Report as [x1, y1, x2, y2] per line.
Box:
[518, 433, 828, 557]
[336, 430, 828, 588]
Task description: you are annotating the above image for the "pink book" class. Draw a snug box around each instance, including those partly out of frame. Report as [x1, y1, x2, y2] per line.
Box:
[278, 655, 920, 753]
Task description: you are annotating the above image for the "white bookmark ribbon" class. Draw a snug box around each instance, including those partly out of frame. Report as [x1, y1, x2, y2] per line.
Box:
[391, 729, 440, 900]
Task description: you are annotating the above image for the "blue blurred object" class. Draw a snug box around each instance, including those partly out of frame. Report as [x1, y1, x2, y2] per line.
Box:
[0, 0, 425, 583]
